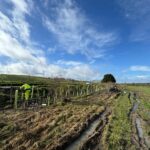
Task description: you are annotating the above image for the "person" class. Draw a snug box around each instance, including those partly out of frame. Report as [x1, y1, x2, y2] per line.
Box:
[20, 83, 31, 109]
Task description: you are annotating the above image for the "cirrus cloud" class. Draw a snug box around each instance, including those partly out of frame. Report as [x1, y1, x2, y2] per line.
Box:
[43, 0, 117, 59]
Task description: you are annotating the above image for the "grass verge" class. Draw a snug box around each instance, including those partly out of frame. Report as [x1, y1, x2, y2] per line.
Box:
[107, 93, 133, 150]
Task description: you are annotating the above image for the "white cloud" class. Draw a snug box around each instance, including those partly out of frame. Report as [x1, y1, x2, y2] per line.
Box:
[64, 64, 100, 80]
[10, 0, 30, 14]
[118, 74, 150, 83]
[0, 62, 100, 81]
[56, 60, 82, 66]
[43, 0, 117, 59]
[130, 66, 150, 72]
[9, 0, 32, 43]
[136, 75, 149, 79]
[0, 30, 37, 63]
[0, 0, 46, 63]
[132, 75, 150, 82]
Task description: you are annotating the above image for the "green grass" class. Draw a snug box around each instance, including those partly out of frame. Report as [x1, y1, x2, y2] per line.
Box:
[126, 85, 150, 95]
[107, 93, 133, 150]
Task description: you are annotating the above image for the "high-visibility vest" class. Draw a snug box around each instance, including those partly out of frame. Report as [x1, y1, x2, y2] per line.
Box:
[20, 84, 31, 91]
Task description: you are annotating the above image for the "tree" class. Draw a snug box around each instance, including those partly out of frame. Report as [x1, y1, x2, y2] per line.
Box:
[101, 74, 116, 83]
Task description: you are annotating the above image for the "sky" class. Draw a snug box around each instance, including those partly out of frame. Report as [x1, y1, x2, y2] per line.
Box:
[0, 0, 150, 83]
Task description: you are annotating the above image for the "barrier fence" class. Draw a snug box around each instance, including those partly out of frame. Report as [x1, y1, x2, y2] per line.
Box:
[0, 84, 104, 110]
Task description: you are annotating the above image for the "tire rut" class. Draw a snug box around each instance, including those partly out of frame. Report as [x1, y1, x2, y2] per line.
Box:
[129, 92, 149, 150]
[79, 107, 111, 150]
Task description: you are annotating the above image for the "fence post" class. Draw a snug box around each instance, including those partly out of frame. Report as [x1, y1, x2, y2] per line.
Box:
[47, 96, 50, 106]
[87, 85, 89, 95]
[65, 90, 68, 97]
[76, 86, 79, 96]
[14, 90, 18, 109]
[10, 87, 13, 103]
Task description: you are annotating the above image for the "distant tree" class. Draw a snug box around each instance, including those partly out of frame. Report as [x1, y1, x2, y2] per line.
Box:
[101, 74, 116, 83]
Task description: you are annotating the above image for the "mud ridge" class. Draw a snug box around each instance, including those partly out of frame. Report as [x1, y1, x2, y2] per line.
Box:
[79, 108, 111, 150]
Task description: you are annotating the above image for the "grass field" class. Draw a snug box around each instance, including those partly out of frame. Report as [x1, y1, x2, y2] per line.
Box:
[0, 74, 85, 86]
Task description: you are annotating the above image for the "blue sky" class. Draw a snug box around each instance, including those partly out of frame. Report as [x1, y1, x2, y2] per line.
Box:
[0, 0, 150, 82]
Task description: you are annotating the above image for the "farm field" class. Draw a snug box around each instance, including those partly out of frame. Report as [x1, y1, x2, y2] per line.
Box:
[0, 78, 150, 150]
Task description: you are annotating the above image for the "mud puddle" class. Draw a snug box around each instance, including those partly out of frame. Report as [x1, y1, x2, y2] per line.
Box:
[65, 108, 109, 150]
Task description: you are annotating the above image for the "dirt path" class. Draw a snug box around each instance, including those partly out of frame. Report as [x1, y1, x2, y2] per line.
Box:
[129, 92, 149, 150]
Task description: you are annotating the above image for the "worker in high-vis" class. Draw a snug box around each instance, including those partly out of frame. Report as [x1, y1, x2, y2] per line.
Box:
[20, 83, 31, 109]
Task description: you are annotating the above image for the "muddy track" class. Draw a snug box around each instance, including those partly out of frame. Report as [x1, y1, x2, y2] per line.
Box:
[50, 107, 112, 150]
[129, 92, 149, 150]
[51, 108, 107, 150]
[79, 108, 111, 150]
